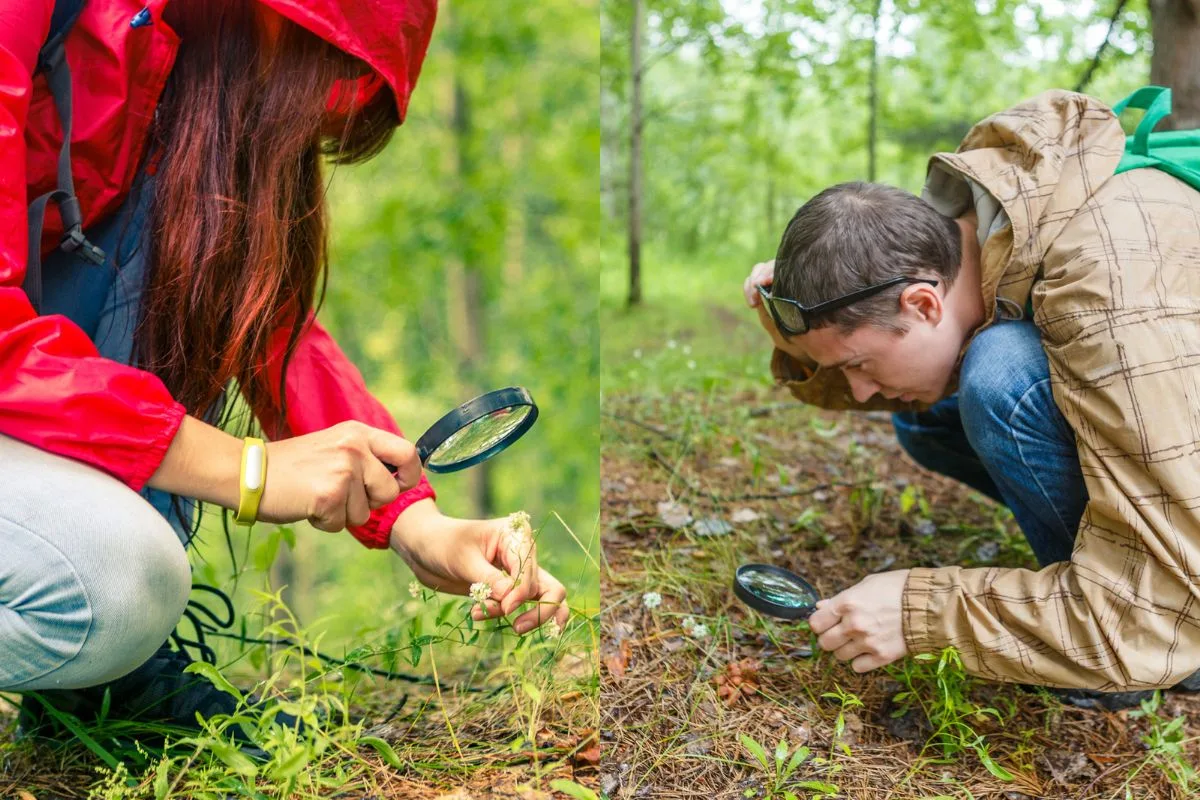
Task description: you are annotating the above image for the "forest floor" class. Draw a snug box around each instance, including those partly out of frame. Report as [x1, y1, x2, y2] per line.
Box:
[599, 382, 1200, 799]
[0, 571, 600, 798]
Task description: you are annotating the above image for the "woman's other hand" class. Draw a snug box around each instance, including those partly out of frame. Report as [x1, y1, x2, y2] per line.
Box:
[391, 499, 570, 635]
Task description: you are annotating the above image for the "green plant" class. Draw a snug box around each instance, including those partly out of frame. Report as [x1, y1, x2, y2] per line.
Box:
[1124, 690, 1200, 794]
[886, 647, 1013, 781]
[820, 685, 864, 759]
[739, 733, 838, 799]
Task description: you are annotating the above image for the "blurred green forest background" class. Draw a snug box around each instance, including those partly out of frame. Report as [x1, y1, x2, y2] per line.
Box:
[599, 0, 1195, 376]
[192, 0, 598, 667]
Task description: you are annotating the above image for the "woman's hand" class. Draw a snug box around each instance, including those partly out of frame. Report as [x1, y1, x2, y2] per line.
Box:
[391, 499, 570, 635]
[259, 420, 423, 531]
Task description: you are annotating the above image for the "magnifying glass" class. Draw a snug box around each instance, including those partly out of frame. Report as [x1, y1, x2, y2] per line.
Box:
[733, 563, 821, 621]
[384, 386, 539, 475]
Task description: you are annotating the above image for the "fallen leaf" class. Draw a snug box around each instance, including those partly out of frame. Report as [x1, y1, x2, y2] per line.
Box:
[730, 508, 761, 524]
[656, 500, 692, 530]
[604, 639, 633, 679]
[693, 516, 733, 537]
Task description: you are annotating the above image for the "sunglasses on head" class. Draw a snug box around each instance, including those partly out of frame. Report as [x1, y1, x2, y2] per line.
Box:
[757, 276, 940, 337]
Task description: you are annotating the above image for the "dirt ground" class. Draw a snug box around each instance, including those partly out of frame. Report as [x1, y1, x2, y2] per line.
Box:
[600, 384, 1200, 799]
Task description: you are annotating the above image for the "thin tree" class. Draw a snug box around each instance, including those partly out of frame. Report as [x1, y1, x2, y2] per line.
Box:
[867, 0, 883, 181]
[1148, 0, 1200, 130]
[628, 0, 644, 307]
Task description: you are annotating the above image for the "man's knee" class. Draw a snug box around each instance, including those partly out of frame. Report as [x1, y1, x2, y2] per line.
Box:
[958, 322, 1049, 447]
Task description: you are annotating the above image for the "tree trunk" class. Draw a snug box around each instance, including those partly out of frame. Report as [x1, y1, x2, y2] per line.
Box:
[627, 0, 644, 307]
[867, 0, 882, 181]
[1149, 0, 1200, 130]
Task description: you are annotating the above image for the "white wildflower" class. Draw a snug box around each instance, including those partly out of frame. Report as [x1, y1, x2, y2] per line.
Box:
[642, 591, 662, 610]
[682, 344, 692, 355]
[667, 339, 677, 349]
[469, 581, 492, 606]
[686, 360, 696, 370]
[545, 617, 563, 639]
[408, 580, 421, 599]
[633, 348, 643, 359]
[690, 622, 710, 639]
[681, 616, 696, 633]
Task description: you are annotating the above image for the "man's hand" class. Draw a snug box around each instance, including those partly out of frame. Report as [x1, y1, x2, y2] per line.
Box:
[390, 499, 570, 635]
[809, 570, 910, 673]
[743, 259, 776, 307]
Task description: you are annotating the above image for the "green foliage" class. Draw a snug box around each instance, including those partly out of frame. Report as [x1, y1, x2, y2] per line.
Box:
[887, 647, 1014, 781]
[739, 732, 837, 799]
[1125, 690, 1200, 794]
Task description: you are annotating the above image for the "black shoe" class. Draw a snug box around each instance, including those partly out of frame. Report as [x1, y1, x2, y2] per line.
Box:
[1038, 668, 1200, 712]
[19, 643, 299, 758]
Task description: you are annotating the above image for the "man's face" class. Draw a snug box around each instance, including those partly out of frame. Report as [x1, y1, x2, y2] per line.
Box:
[796, 301, 965, 405]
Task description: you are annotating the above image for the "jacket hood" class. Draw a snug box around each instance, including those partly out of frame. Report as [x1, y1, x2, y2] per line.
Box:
[920, 90, 1127, 321]
[255, 0, 437, 122]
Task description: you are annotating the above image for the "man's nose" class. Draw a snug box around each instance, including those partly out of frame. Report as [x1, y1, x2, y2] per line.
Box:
[846, 372, 880, 403]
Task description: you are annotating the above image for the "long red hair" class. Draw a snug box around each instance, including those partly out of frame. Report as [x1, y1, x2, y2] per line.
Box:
[135, 2, 399, 423]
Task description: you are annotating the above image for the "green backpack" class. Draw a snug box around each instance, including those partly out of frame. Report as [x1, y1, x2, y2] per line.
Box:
[1111, 85, 1200, 189]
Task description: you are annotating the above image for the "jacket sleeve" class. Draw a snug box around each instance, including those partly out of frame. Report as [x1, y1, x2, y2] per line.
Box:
[0, 0, 187, 490]
[254, 315, 435, 550]
[902, 181, 1200, 691]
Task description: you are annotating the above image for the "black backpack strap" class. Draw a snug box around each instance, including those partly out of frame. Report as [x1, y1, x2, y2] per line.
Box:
[24, 0, 106, 313]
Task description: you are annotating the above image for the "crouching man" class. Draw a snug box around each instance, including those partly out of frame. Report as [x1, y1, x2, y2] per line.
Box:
[744, 89, 1200, 709]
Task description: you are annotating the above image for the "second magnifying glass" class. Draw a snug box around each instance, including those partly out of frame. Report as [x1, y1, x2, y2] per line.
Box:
[733, 563, 822, 621]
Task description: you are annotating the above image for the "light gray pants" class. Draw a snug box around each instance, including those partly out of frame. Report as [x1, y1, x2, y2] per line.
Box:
[0, 433, 191, 691]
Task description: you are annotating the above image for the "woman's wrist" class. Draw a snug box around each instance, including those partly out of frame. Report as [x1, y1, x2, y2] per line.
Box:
[389, 497, 442, 555]
[147, 414, 243, 509]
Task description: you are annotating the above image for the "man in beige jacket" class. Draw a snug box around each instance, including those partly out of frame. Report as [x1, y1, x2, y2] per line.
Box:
[745, 90, 1200, 707]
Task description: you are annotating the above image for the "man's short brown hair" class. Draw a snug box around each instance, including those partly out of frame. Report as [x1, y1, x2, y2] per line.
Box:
[773, 182, 962, 333]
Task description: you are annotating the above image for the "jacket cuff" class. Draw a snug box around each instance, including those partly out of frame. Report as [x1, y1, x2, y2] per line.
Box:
[125, 401, 188, 492]
[346, 473, 437, 549]
[902, 566, 954, 655]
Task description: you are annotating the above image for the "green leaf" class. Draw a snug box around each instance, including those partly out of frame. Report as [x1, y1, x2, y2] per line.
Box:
[359, 736, 404, 770]
[784, 745, 809, 780]
[549, 779, 600, 800]
[975, 745, 1014, 781]
[523, 682, 544, 704]
[775, 737, 788, 770]
[271, 746, 311, 780]
[183, 661, 243, 702]
[740, 733, 770, 771]
[153, 756, 172, 800]
[794, 781, 840, 793]
[209, 741, 259, 777]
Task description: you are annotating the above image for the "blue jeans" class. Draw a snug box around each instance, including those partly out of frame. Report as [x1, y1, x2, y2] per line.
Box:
[892, 321, 1088, 567]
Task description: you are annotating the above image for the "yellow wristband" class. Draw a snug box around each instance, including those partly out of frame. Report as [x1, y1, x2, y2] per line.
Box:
[234, 437, 267, 527]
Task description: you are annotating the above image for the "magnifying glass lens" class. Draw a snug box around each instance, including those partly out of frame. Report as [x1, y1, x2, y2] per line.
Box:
[733, 564, 820, 620]
[426, 404, 533, 468]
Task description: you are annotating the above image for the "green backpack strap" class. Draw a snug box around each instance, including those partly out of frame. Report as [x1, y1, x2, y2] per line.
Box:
[1111, 85, 1200, 192]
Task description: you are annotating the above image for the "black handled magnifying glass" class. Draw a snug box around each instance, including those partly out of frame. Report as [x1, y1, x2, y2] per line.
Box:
[733, 563, 821, 621]
[384, 386, 539, 475]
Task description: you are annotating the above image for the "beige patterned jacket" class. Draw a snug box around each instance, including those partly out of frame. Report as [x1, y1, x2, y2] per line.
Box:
[771, 90, 1200, 689]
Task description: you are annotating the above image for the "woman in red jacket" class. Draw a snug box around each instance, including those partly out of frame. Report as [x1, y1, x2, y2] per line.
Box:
[0, 0, 569, 733]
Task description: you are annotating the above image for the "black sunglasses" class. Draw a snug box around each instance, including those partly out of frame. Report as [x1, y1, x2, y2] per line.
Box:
[757, 276, 939, 337]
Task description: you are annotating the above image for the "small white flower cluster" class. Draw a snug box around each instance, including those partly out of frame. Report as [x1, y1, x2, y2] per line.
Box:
[545, 616, 563, 639]
[642, 591, 662, 609]
[681, 616, 709, 639]
[408, 580, 422, 599]
[469, 581, 491, 607]
[508, 510, 532, 535]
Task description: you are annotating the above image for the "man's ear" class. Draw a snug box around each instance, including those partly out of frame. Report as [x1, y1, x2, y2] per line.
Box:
[899, 282, 942, 326]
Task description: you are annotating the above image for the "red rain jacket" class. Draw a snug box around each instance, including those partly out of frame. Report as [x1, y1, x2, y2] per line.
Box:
[0, 0, 438, 548]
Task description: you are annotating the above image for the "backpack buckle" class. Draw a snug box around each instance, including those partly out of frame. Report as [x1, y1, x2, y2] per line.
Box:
[60, 226, 107, 266]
